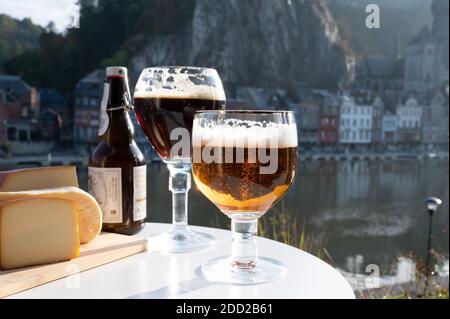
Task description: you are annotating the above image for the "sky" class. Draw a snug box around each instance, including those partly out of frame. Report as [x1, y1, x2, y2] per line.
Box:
[0, 0, 79, 32]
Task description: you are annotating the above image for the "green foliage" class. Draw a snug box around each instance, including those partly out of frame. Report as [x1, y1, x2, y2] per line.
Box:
[2, 0, 196, 94]
[0, 14, 43, 67]
[101, 50, 128, 68]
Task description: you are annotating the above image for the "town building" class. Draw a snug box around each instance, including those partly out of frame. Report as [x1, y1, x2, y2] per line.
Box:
[235, 87, 291, 110]
[0, 75, 40, 144]
[73, 69, 104, 145]
[371, 95, 385, 149]
[39, 110, 62, 142]
[317, 91, 340, 148]
[355, 56, 404, 94]
[291, 99, 320, 149]
[381, 112, 398, 145]
[404, 0, 449, 92]
[396, 97, 423, 146]
[39, 88, 70, 141]
[421, 88, 449, 150]
[339, 96, 373, 149]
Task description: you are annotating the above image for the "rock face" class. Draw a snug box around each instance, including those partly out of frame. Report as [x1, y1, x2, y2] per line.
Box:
[130, 0, 354, 90]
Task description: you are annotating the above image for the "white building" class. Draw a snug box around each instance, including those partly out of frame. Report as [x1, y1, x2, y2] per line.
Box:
[396, 97, 422, 144]
[397, 97, 422, 129]
[339, 96, 373, 146]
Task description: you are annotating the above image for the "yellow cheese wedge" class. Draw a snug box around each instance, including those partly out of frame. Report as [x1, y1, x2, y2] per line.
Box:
[0, 187, 102, 244]
[0, 198, 80, 270]
[0, 166, 79, 192]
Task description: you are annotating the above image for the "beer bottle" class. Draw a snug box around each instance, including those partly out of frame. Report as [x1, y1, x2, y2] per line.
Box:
[88, 66, 146, 235]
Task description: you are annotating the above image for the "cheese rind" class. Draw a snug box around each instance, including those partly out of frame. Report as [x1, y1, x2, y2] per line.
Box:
[0, 198, 80, 270]
[0, 187, 102, 244]
[0, 166, 79, 192]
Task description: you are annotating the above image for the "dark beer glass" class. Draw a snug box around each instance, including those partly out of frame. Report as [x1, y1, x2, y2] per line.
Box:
[192, 110, 298, 284]
[134, 67, 225, 253]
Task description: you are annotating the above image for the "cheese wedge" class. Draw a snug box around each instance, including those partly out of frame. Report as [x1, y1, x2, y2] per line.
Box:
[0, 166, 79, 192]
[0, 198, 80, 270]
[0, 187, 102, 244]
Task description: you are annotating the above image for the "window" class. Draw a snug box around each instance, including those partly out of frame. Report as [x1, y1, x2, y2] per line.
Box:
[352, 131, 356, 140]
[83, 97, 89, 106]
[90, 98, 97, 107]
[360, 119, 364, 127]
[353, 119, 357, 126]
[366, 119, 370, 127]
[359, 131, 363, 140]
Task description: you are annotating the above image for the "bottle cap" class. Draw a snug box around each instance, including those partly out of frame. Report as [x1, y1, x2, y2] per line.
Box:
[106, 66, 128, 78]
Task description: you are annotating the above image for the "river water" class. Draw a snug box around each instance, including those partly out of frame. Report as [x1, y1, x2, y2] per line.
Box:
[77, 159, 450, 282]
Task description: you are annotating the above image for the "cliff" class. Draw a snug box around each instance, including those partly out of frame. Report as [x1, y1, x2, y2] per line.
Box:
[130, 0, 355, 90]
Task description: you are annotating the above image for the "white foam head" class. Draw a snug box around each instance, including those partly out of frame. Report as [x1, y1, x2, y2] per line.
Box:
[193, 118, 298, 148]
[134, 67, 226, 101]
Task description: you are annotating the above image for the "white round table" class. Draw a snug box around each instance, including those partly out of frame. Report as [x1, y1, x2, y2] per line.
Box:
[9, 223, 355, 299]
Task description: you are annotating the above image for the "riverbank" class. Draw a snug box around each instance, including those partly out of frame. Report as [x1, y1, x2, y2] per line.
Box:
[1, 151, 448, 168]
[301, 151, 449, 161]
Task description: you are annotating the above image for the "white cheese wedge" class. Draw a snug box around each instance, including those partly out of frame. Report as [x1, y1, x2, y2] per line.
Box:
[0, 198, 80, 270]
[0, 187, 102, 244]
[0, 166, 79, 192]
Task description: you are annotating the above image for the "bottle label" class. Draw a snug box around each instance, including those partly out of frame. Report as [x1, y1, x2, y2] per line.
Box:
[98, 82, 110, 136]
[88, 167, 123, 224]
[133, 165, 147, 221]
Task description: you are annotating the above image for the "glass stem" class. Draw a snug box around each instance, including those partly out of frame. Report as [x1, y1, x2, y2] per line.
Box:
[230, 218, 259, 269]
[167, 163, 191, 229]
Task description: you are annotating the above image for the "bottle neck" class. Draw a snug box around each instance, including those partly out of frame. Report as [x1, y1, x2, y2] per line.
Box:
[107, 76, 130, 108]
[102, 76, 135, 146]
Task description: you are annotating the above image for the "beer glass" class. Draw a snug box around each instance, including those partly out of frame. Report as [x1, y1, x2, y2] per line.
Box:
[192, 110, 298, 284]
[134, 67, 225, 253]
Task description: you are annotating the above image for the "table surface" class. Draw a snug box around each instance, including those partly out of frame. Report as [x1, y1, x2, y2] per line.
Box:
[9, 223, 355, 299]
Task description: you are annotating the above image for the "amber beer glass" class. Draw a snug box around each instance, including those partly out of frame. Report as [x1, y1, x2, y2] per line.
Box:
[192, 110, 298, 284]
[134, 67, 225, 253]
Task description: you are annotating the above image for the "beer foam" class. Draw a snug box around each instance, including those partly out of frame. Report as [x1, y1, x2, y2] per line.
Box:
[192, 119, 298, 148]
[134, 67, 226, 101]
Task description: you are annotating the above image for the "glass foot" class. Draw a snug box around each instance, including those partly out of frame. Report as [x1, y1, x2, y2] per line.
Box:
[148, 226, 214, 254]
[201, 256, 287, 285]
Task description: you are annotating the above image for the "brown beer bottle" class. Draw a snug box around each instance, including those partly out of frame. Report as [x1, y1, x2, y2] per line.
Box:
[88, 66, 146, 235]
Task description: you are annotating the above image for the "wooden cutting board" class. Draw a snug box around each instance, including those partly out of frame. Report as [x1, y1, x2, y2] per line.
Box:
[0, 232, 148, 298]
